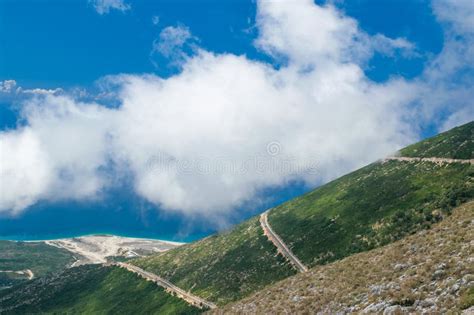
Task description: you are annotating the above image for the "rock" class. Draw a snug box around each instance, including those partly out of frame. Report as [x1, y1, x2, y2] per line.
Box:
[394, 263, 408, 271]
[388, 282, 400, 289]
[383, 305, 402, 315]
[363, 301, 390, 313]
[291, 295, 302, 302]
[418, 298, 435, 308]
[369, 284, 385, 296]
[449, 284, 460, 293]
[436, 263, 447, 270]
[433, 269, 445, 279]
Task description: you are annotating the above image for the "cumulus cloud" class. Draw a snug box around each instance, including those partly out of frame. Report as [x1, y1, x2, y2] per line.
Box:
[90, 0, 130, 15]
[0, 128, 52, 213]
[255, 0, 415, 66]
[0, 0, 471, 220]
[0, 95, 112, 215]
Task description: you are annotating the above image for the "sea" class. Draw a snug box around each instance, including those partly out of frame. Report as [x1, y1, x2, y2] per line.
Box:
[0, 182, 309, 242]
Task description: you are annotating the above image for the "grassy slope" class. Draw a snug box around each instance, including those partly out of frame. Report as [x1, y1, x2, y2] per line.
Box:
[134, 217, 296, 305]
[268, 121, 474, 266]
[0, 265, 200, 315]
[400, 121, 473, 159]
[268, 160, 473, 266]
[0, 241, 75, 287]
[217, 201, 474, 313]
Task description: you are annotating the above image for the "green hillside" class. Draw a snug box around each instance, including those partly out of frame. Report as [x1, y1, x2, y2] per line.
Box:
[134, 217, 295, 305]
[400, 121, 473, 159]
[268, 159, 472, 266]
[216, 201, 474, 313]
[0, 265, 200, 315]
[0, 241, 75, 288]
[133, 121, 473, 306]
[267, 121, 473, 267]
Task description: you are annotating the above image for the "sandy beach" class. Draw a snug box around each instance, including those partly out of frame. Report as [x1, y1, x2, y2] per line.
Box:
[44, 235, 184, 266]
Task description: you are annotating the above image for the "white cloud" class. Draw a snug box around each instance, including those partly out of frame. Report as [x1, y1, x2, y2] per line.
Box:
[0, 128, 52, 214]
[0, 80, 17, 93]
[152, 15, 160, 25]
[0, 80, 63, 97]
[433, 0, 474, 35]
[0, 0, 471, 221]
[21, 87, 64, 95]
[255, 0, 414, 67]
[90, 0, 130, 15]
[0, 95, 112, 215]
[413, 0, 474, 128]
[151, 25, 197, 67]
[106, 53, 415, 215]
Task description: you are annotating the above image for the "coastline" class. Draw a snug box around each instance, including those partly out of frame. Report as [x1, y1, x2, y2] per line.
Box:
[40, 234, 184, 266]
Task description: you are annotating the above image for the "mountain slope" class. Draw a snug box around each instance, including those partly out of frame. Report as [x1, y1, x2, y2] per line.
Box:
[133, 121, 473, 306]
[215, 201, 474, 314]
[0, 241, 75, 288]
[0, 265, 200, 315]
[400, 121, 473, 159]
[134, 217, 296, 305]
[267, 158, 472, 266]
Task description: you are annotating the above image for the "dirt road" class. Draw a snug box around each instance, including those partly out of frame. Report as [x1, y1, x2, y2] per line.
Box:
[114, 262, 217, 310]
[384, 156, 473, 164]
[260, 211, 308, 273]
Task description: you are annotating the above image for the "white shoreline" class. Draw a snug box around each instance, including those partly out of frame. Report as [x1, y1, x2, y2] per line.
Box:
[3, 234, 185, 266]
[4, 233, 186, 246]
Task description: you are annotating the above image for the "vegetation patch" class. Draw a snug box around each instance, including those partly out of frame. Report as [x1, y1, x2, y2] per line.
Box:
[399, 121, 473, 159]
[0, 265, 200, 315]
[268, 160, 473, 266]
[0, 241, 75, 288]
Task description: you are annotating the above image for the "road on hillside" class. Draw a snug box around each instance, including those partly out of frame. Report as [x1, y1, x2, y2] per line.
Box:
[384, 156, 474, 164]
[114, 262, 217, 310]
[260, 211, 308, 273]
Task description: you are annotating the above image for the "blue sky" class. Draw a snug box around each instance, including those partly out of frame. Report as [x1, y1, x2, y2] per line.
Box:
[0, 0, 473, 240]
[0, 0, 443, 88]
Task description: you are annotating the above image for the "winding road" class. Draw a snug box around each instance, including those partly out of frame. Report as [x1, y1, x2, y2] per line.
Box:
[260, 211, 308, 273]
[114, 262, 217, 310]
[383, 156, 474, 164]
